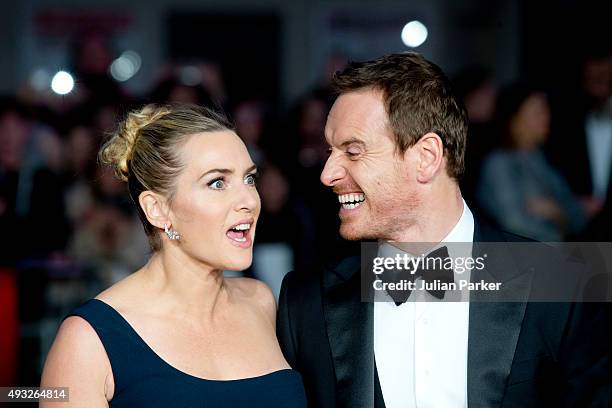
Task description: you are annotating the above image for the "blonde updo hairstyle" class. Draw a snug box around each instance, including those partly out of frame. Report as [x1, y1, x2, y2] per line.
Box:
[99, 103, 233, 251]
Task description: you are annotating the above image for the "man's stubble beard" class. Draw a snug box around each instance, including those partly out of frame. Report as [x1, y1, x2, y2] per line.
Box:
[338, 195, 420, 241]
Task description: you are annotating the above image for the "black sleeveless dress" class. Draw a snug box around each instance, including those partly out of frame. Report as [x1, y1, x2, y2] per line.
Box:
[67, 299, 307, 407]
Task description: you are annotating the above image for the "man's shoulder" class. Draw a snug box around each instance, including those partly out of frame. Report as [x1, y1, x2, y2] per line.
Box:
[282, 255, 361, 294]
[497, 229, 537, 243]
[477, 221, 580, 268]
[473, 212, 537, 243]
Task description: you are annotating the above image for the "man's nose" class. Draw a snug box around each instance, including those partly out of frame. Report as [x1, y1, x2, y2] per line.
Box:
[320, 154, 346, 187]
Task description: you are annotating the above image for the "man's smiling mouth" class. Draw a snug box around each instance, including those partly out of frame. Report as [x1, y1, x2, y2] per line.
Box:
[337, 193, 366, 210]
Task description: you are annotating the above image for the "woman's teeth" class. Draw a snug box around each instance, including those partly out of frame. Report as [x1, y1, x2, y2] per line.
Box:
[338, 193, 365, 210]
[227, 223, 251, 242]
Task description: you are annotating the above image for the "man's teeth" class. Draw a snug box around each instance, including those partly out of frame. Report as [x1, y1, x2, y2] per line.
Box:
[338, 193, 365, 209]
[338, 193, 365, 204]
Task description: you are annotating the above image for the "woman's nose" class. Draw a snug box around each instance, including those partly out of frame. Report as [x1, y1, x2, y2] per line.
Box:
[236, 183, 260, 212]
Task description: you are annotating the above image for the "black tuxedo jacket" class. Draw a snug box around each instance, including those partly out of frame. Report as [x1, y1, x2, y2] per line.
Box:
[277, 220, 612, 407]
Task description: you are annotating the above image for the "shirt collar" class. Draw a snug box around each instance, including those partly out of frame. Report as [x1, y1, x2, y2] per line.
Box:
[441, 199, 474, 244]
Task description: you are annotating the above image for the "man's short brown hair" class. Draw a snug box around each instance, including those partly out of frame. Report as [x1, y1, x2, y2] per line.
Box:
[331, 52, 468, 179]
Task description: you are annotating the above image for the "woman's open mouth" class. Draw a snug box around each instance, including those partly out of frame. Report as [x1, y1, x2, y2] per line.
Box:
[226, 219, 254, 248]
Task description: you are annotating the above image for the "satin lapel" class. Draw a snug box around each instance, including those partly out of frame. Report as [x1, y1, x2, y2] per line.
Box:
[374, 361, 386, 408]
[323, 256, 375, 408]
[468, 220, 533, 408]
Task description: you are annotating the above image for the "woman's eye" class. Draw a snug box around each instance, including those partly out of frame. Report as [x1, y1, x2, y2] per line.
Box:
[244, 173, 258, 186]
[209, 179, 226, 190]
[346, 149, 360, 157]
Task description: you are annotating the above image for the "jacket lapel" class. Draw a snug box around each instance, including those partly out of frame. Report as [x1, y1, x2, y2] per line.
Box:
[467, 220, 533, 407]
[323, 255, 375, 408]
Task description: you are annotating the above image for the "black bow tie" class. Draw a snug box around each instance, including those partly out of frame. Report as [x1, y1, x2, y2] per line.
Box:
[379, 245, 454, 304]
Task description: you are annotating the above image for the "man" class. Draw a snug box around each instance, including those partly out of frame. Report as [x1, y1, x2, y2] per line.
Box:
[548, 52, 612, 219]
[277, 53, 611, 407]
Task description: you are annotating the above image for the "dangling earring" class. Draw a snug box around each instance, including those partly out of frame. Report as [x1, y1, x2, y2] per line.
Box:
[164, 223, 180, 240]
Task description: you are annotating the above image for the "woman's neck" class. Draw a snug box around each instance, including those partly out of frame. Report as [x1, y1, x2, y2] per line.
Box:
[141, 248, 228, 323]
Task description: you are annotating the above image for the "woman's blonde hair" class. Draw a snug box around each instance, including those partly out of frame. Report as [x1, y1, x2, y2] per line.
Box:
[99, 103, 233, 251]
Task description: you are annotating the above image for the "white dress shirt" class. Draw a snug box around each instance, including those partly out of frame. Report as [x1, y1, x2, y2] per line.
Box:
[374, 200, 475, 408]
[585, 97, 612, 201]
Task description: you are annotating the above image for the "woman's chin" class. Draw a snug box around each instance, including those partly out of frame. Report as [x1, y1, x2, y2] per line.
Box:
[223, 257, 253, 273]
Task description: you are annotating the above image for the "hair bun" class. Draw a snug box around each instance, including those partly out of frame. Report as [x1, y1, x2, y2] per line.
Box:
[99, 104, 170, 181]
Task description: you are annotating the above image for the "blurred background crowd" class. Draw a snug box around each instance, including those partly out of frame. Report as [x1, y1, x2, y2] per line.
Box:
[0, 0, 610, 392]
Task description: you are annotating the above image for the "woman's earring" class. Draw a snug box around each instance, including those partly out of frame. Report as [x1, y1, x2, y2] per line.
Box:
[164, 223, 181, 240]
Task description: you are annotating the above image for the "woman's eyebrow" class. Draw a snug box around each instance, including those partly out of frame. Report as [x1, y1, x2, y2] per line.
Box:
[244, 164, 258, 174]
[198, 168, 233, 180]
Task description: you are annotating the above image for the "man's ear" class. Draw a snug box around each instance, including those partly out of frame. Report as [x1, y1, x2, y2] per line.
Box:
[139, 190, 170, 229]
[413, 132, 444, 183]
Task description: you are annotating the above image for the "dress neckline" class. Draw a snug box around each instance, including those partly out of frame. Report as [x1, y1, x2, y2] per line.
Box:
[89, 298, 296, 383]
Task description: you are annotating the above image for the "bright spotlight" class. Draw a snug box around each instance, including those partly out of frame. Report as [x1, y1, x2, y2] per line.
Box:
[123, 51, 141, 71]
[401, 20, 428, 48]
[110, 50, 141, 82]
[51, 71, 75, 95]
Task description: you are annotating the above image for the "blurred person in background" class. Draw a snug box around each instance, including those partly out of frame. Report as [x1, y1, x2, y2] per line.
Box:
[198, 62, 229, 109]
[0, 98, 69, 262]
[310, 52, 349, 109]
[24, 126, 70, 258]
[453, 67, 498, 205]
[92, 103, 126, 137]
[548, 50, 612, 218]
[477, 83, 587, 241]
[41, 104, 306, 407]
[233, 98, 269, 166]
[60, 120, 148, 287]
[61, 123, 98, 225]
[0, 99, 29, 386]
[69, 30, 125, 106]
[0, 99, 32, 265]
[0, 97, 73, 384]
[146, 62, 228, 111]
[579, 184, 612, 241]
[67, 164, 148, 289]
[149, 76, 215, 107]
[296, 93, 330, 169]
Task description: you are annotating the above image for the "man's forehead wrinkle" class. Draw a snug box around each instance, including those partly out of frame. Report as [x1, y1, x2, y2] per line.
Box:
[331, 124, 368, 146]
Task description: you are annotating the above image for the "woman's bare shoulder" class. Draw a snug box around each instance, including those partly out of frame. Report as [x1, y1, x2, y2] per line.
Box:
[40, 316, 113, 405]
[46, 316, 109, 368]
[41, 269, 151, 404]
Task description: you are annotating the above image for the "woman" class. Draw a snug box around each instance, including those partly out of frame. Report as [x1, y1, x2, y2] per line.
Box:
[476, 84, 587, 241]
[41, 104, 307, 407]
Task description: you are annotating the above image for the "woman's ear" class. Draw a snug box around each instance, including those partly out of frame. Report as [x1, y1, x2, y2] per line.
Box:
[139, 191, 170, 229]
[414, 132, 444, 183]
